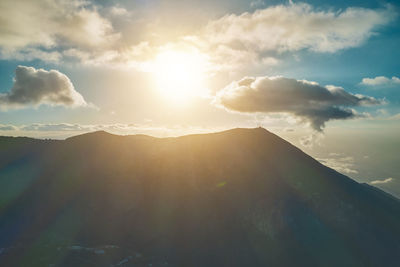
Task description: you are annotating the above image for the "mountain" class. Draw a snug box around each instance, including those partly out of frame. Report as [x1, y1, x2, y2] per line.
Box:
[0, 128, 399, 266]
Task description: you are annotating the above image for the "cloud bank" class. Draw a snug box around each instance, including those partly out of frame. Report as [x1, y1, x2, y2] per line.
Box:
[317, 155, 358, 174]
[204, 3, 395, 53]
[215, 76, 382, 131]
[0, 66, 87, 110]
[0, 1, 395, 71]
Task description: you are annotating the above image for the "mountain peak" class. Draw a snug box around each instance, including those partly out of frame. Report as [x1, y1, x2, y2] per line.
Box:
[1, 127, 399, 266]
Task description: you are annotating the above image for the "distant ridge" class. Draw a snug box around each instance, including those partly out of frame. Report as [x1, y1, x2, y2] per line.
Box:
[66, 130, 117, 140]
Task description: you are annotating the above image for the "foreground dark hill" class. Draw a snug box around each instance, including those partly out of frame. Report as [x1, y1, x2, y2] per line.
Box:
[0, 128, 399, 266]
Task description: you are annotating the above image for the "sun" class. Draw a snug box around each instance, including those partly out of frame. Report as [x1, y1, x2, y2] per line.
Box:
[152, 49, 208, 104]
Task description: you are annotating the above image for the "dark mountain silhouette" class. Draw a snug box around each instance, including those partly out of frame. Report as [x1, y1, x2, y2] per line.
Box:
[0, 128, 399, 266]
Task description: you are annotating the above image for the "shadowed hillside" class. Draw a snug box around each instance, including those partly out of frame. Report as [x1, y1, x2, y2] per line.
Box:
[0, 128, 399, 266]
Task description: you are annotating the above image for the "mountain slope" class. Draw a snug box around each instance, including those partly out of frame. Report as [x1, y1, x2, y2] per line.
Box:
[0, 128, 399, 266]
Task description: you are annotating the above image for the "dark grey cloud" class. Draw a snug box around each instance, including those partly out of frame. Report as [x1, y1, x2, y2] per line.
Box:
[0, 66, 87, 110]
[215, 76, 383, 131]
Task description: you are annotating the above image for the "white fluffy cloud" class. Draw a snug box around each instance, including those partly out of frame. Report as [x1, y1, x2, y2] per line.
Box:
[215, 76, 382, 131]
[361, 76, 400, 86]
[0, 66, 87, 109]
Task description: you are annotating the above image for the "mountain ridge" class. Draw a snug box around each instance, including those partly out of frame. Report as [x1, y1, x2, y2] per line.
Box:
[0, 127, 399, 266]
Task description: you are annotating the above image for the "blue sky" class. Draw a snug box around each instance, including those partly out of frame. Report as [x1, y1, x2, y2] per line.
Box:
[0, 0, 399, 194]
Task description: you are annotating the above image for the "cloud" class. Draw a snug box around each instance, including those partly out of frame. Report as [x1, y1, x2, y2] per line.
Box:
[388, 113, 400, 120]
[215, 76, 383, 131]
[0, 66, 87, 110]
[317, 155, 358, 174]
[0, 1, 395, 73]
[0, 48, 62, 63]
[0, 0, 119, 61]
[361, 76, 400, 86]
[204, 3, 395, 53]
[20, 123, 87, 132]
[0, 124, 18, 131]
[370, 177, 393, 185]
[125, 3, 395, 72]
[109, 6, 129, 17]
[300, 132, 323, 148]
[250, 0, 266, 9]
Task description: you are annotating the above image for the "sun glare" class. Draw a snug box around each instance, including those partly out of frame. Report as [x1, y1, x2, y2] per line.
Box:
[152, 50, 208, 104]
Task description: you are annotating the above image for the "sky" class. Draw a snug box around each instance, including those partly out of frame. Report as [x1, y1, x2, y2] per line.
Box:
[0, 0, 399, 195]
